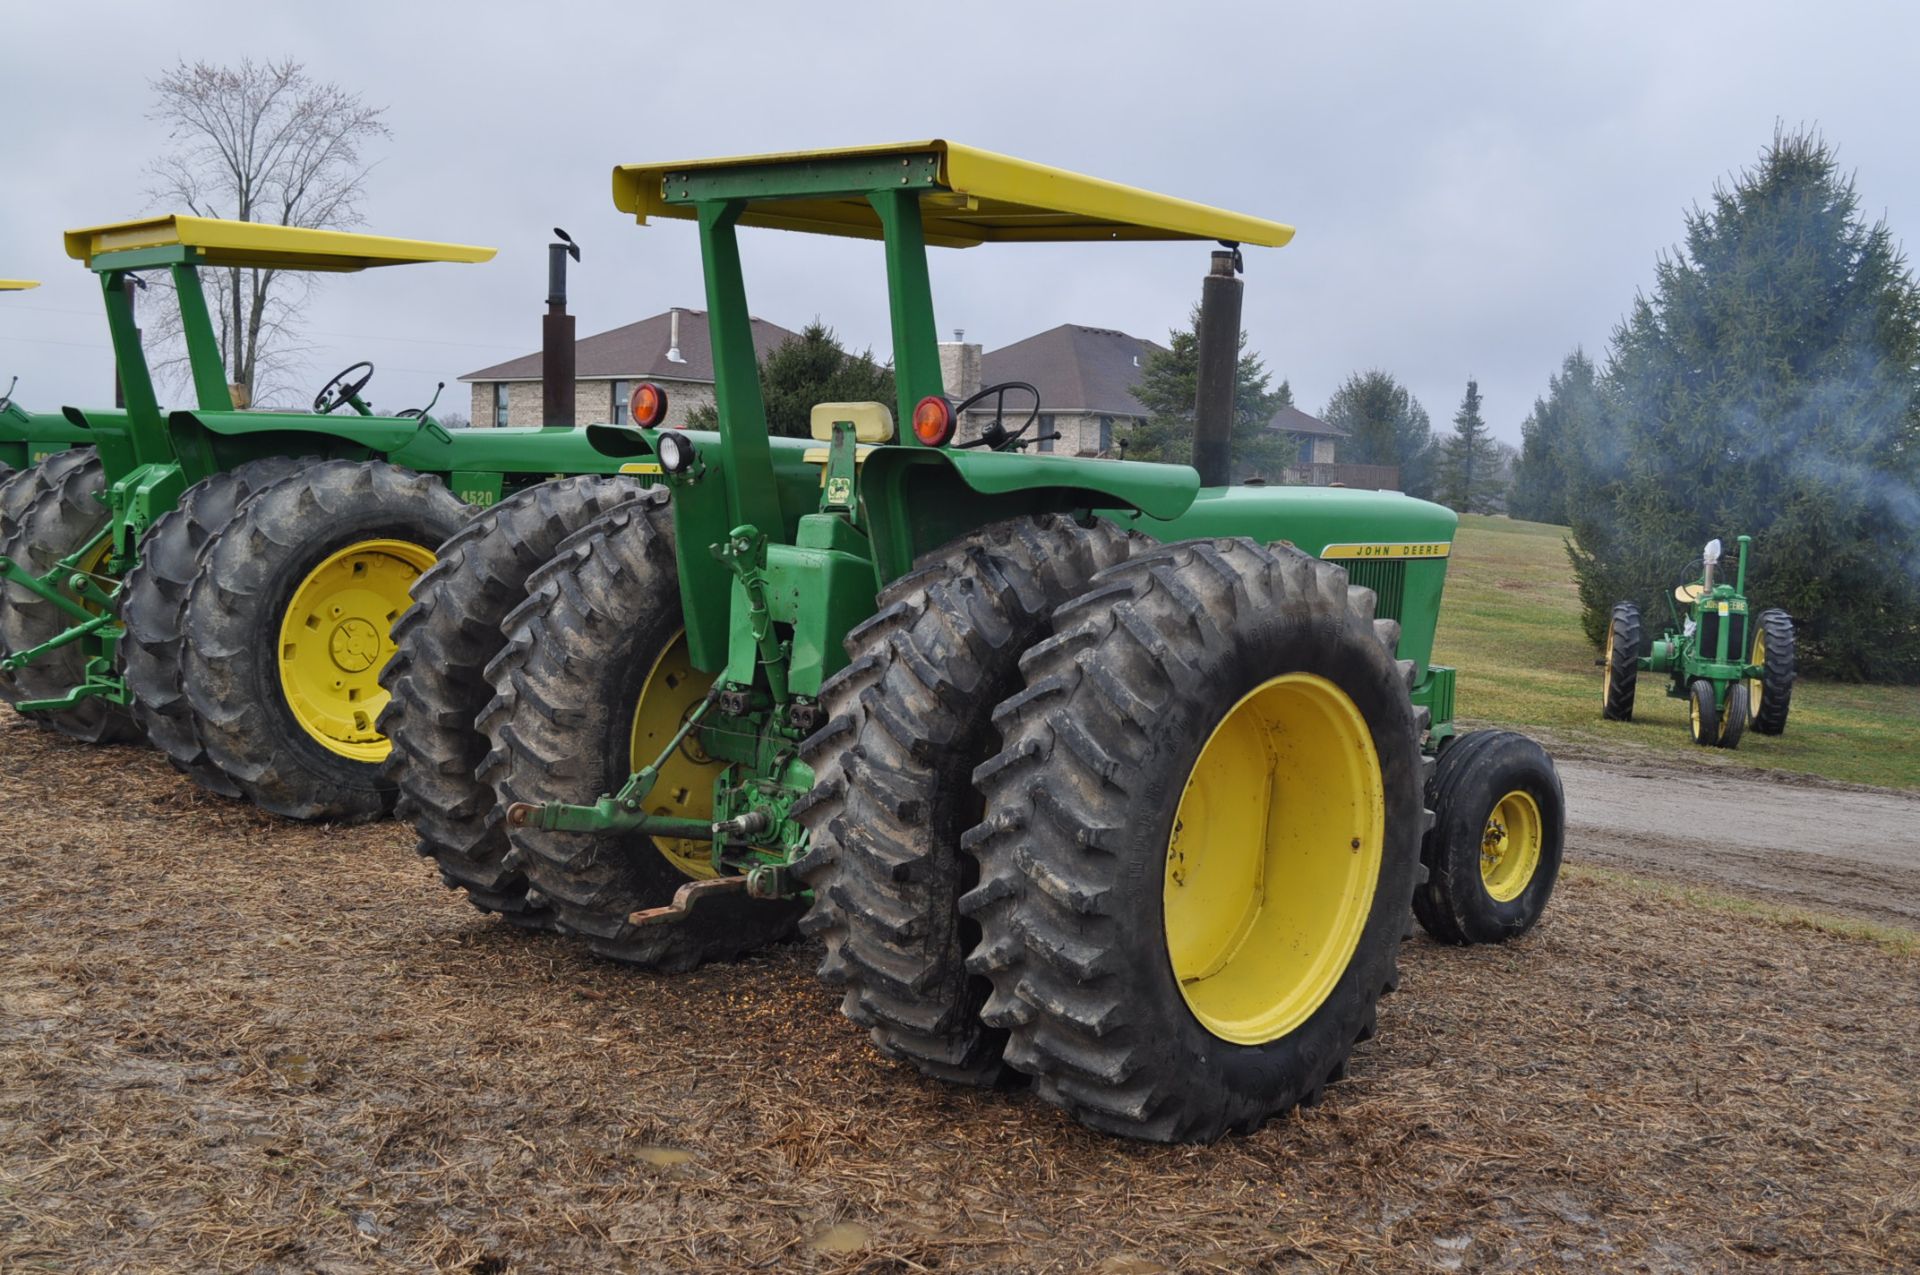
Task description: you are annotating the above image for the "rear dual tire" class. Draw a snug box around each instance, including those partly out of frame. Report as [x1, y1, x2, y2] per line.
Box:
[962, 539, 1425, 1143]
[181, 460, 468, 822]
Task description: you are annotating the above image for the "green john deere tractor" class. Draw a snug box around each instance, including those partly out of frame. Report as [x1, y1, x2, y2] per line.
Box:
[383, 141, 1566, 1143]
[1602, 534, 1796, 747]
[0, 280, 91, 478]
[0, 216, 639, 821]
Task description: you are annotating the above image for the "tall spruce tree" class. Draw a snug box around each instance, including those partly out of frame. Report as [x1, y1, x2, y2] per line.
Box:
[686, 321, 893, 438]
[1508, 349, 1601, 525]
[1437, 379, 1503, 513]
[1566, 127, 1920, 679]
[1321, 370, 1436, 497]
[1123, 309, 1293, 478]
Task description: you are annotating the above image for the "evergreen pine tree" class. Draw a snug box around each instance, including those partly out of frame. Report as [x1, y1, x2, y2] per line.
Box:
[1320, 370, 1436, 496]
[1437, 379, 1503, 513]
[685, 321, 894, 438]
[1123, 309, 1293, 479]
[1508, 349, 1600, 525]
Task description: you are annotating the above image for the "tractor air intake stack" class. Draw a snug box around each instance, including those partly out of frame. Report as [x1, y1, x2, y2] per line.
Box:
[1191, 245, 1242, 487]
[543, 228, 581, 427]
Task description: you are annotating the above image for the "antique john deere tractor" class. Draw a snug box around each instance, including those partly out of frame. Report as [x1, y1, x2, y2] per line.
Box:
[0, 216, 636, 821]
[1602, 534, 1795, 747]
[385, 141, 1565, 1142]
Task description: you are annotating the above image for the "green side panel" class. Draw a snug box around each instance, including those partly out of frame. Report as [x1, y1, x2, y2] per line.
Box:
[1413, 664, 1456, 740]
[859, 446, 1202, 583]
[664, 152, 942, 203]
[1110, 485, 1458, 681]
[725, 532, 880, 697]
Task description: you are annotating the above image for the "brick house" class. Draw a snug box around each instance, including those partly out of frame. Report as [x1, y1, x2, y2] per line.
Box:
[941, 324, 1165, 456]
[459, 308, 798, 429]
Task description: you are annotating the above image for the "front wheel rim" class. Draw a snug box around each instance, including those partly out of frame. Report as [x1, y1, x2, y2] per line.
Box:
[1480, 789, 1543, 902]
[276, 538, 436, 762]
[1162, 672, 1385, 1047]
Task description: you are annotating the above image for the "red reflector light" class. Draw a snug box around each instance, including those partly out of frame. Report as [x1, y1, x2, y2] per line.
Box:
[629, 381, 669, 428]
[912, 395, 955, 447]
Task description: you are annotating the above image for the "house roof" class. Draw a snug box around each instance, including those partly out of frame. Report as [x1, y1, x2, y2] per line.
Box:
[460, 308, 799, 383]
[1268, 404, 1346, 438]
[977, 324, 1165, 416]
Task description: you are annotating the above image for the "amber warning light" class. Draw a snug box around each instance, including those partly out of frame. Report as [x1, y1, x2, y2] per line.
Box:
[911, 395, 955, 446]
[629, 381, 670, 428]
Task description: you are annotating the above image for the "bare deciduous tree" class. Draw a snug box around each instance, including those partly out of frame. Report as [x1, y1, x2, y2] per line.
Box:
[144, 58, 389, 404]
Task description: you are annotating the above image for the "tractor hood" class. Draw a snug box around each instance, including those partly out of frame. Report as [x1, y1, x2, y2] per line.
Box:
[864, 445, 1201, 521]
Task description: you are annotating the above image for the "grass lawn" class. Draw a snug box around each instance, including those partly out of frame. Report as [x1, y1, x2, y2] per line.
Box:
[1430, 513, 1920, 791]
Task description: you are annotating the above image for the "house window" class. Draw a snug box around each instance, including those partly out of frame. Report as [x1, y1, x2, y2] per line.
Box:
[1099, 415, 1114, 453]
[611, 380, 632, 426]
[492, 383, 509, 427]
[1038, 413, 1055, 453]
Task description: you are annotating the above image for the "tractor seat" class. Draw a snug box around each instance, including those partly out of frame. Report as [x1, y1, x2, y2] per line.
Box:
[1674, 582, 1706, 606]
[803, 400, 892, 466]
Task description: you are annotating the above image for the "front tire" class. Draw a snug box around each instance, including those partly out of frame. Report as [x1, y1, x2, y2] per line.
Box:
[1717, 681, 1748, 750]
[1749, 609, 1794, 735]
[962, 539, 1424, 1143]
[179, 460, 469, 821]
[1687, 679, 1719, 747]
[1412, 730, 1564, 945]
[792, 514, 1137, 1087]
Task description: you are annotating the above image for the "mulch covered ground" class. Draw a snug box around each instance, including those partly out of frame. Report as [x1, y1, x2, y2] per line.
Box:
[1, 715, 1916, 1273]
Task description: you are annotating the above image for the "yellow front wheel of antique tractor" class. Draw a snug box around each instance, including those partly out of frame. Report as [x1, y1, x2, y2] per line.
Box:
[1413, 730, 1564, 945]
[179, 460, 469, 822]
[963, 539, 1424, 1143]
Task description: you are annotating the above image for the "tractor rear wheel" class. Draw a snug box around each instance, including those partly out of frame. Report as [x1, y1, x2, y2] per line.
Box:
[792, 514, 1137, 1087]
[0, 457, 63, 714]
[1602, 602, 1641, 721]
[962, 539, 1425, 1143]
[180, 460, 468, 822]
[1749, 609, 1794, 735]
[1718, 682, 1748, 750]
[480, 489, 802, 971]
[378, 476, 642, 925]
[1687, 679, 1719, 747]
[122, 457, 308, 797]
[0, 448, 139, 743]
[1412, 730, 1563, 945]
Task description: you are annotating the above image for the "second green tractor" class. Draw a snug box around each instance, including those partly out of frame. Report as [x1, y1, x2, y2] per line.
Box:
[383, 141, 1568, 1143]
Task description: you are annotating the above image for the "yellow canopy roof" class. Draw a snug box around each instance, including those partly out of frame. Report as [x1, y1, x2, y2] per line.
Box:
[0, 280, 39, 291]
[63, 216, 495, 271]
[611, 140, 1295, 249]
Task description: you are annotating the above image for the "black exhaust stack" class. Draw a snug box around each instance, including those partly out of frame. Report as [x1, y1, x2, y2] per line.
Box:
[543, 228, 581, 426]
[1191, 244, 1242, 487]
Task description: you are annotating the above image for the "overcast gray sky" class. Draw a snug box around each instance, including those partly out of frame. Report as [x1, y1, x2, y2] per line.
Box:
[6, 1, 1917, 443]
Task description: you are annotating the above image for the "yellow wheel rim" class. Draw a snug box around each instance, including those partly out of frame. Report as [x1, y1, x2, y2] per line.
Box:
[1479, 789, 1543, 903]
[1749, 632, 1766, 715]
[1689, 691, 1703, 741]
[72, 537, 115, 614]
[1162, 672, 1385, 1046]
[628, 631, 724, 880]
[276, 538, 435, 762]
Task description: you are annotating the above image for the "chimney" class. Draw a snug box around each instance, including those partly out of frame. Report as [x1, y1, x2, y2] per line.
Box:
[666, 307, 687, 364]
[938, 332, 983, 401]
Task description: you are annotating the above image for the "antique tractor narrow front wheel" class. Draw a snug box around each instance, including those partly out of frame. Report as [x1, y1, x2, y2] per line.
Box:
[1412, 729, 1564, 944]
[962, 539, 1425, 1143]
[179, 460, 468, 822]
[480, 489, 802, 970]
[379, 475, 642, 925]
[793, 514, 1137, 1088]
[1687, 679, 1720, 747]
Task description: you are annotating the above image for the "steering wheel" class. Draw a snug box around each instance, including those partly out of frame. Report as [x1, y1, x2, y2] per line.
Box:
[313, 361, 375, 414]
[952, 381, 1042, 450]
